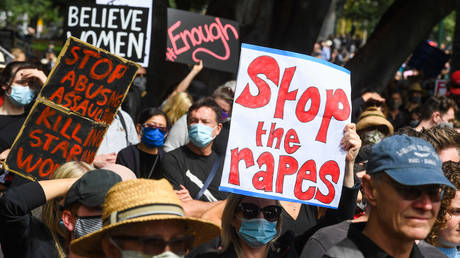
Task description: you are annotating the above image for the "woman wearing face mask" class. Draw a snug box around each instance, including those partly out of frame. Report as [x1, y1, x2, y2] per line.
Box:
[198, 194, 298, 258]
[116, 107, 169, 179]
[0, 62, 46, 154]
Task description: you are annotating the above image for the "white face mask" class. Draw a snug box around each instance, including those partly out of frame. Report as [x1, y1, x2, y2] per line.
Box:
[120, 250, 184, 258]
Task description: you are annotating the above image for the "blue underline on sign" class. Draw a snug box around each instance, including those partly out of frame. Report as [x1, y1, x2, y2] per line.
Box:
[219, 186, 338, 210]
[241, 43, 350, 75]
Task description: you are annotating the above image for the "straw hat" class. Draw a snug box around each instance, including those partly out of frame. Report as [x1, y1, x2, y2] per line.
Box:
[356, 107, 394, 135]
[71, 179, 221, 257]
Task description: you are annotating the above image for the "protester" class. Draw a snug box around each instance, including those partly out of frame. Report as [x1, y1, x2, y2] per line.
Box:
[386, 90, 409, 130]
[160, 97, 227, 218]
[325, 135, 456, 257]
[415, 96, 457, 132]
[421, 126, 460, 162]
[164, 85, 234, 155]
[116, 107, 169, 179]
[427, 161, 460, 258]
[40, 161, 93, 257]
[163, 91, 193, 126]
[93, 108, 139, 168]
[70, 178, 220, 257]
[356, 107, 394, 146]
[405, 82, 423, 114]
[197, 194, 297, 258]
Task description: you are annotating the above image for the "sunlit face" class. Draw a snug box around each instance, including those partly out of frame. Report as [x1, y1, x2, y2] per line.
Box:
[231, 196, 278, 231]
[215, 97, 231, 114]
[441, 108, 455, 124]
[437, 147, 460, 163]
[188, 106, 221, 139]
[366, 174, 441, 241]
[438, 191, 460, 248]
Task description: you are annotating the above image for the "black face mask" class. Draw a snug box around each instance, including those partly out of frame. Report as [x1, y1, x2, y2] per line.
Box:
[73, 215, 102, 239]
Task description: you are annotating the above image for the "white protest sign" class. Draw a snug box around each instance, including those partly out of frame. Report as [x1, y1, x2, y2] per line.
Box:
[219, 44, 351, 208]
[434, 79, 447, 96]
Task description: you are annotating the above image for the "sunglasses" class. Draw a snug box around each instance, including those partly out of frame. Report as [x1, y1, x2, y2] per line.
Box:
[110, 235, 194, 256]
[238, 203, 282, 222]
[143, 123, 168, 133]
[383, 176, 442, 202]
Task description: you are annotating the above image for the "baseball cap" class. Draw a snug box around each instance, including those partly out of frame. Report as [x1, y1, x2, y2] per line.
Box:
[64, 169, 122, 209]
[367, 135, 455, 189]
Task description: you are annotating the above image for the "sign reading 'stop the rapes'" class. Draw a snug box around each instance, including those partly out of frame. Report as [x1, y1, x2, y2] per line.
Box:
[5, 37, 139, 181]
[219, 44, 351, 208]
[166, 8, 240, 73]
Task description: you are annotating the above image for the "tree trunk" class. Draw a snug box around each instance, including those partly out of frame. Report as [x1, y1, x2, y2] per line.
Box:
[451, 2, 460, 73]
[346, 0, 455, 99]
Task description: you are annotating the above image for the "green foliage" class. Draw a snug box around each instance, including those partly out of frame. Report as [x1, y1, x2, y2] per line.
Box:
[339, 0, 394, 32]
[0, 0, 62, 28]
[432, 11, 456, 45]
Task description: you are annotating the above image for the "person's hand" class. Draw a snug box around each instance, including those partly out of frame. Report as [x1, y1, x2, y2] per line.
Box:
[21, 68, 47, 86]
[93, 153, 117, 168]
[361, 92, 385, 103]
[191, 60, 203, 74]
[341, 123, 361, 163]
[175, 185, 193, 201]
[0, 149, 10, 161]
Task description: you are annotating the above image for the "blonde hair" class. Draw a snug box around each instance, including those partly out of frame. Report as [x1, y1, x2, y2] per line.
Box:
[40, 161, 94, 257]
[221, 194, 281, 258]
[162, 92, 193, 125]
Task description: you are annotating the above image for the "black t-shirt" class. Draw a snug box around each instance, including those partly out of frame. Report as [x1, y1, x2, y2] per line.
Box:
[139, 150, 160, 178]
[159, 145, 228, 202]
[0, 113, 26, 152]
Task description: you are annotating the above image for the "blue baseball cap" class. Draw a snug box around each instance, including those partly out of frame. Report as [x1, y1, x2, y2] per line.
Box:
[367, 135, 455, 189]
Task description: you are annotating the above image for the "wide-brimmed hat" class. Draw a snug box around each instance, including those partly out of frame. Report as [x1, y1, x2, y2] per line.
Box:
[356, 107, 394, 135]
[71, 179, 220, 257]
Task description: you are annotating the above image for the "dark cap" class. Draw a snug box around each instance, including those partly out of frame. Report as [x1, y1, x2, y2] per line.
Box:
[367, 135, 455, 189]
[64, 169, 122, 209]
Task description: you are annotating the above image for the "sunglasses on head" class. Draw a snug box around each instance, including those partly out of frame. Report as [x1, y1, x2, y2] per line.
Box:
[238, 203, 282, 222]
[110, 235, 194, 256]
[143, 123, 168, 133]
[383, 176, 442, 202]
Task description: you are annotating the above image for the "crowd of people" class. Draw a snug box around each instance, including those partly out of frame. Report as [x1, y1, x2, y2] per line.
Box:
[0, 36, 459, 258]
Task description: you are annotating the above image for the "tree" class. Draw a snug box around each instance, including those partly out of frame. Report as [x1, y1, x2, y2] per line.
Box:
[346, 0, 455, 99]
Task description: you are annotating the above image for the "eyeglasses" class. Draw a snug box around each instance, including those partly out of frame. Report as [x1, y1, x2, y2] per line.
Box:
[383, 176, 442, 202]
[143, 123, 168, 133]
[110, 235, 194, 256]
[238, 203, 282, 222]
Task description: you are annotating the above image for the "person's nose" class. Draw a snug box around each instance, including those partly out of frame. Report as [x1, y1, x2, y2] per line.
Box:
[412, 192, 435, 211]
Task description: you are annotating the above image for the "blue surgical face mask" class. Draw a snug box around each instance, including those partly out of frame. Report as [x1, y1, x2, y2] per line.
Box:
[188, 123, 215, 148]
[142, 127, 166, 148]
[237, 218, 278, 247]
[7, 84, 35, 106]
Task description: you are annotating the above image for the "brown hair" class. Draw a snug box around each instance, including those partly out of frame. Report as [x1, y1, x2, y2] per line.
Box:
[420, 126, 460, 153]
[426, 161, 460, 245]
[187, 97, 223, 124]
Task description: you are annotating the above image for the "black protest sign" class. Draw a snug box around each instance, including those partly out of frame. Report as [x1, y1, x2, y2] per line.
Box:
[4, 36, 139, 181]
[5, 102, 108, 181]
[64, 3, 149, 65]
[166, 8, 240, 73]
[40, 37, 139, 124]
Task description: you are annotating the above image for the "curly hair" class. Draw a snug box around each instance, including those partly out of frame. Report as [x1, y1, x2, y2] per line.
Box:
[426, 161, 460, 245]
[420, 126, 460, 153]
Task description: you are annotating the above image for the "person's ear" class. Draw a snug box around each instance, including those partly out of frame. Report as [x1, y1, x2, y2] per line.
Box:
[61, 210, 76, 232]
[136, 124, 142, 136]
[361, 174, 378, 207]
[1, 84, 8, 92]
[215, 123, 223, 137]
[432, 111, 441, 124]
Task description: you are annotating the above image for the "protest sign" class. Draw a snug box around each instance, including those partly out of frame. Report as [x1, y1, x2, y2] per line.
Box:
[219, 44, 351, 208]
[166, 8, 240, 73]
[64, 3, 150, 66]
[434, 79, 447, 96]
[5, 36, 139, 181]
